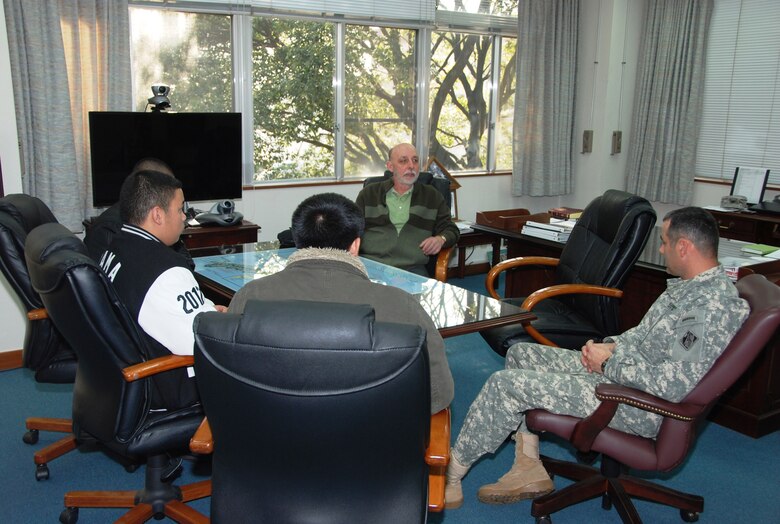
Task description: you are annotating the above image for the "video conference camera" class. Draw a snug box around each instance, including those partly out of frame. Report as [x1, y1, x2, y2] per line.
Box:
[148, 84, 171, 112]
[193, 200, 244, 227]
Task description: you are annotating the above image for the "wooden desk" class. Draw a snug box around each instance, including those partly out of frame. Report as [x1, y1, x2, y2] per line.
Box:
[471, 222, 780, 438]
[708, 209, 780, 243]
[449, 230, 502, 279]
[181, 220, 260, 249]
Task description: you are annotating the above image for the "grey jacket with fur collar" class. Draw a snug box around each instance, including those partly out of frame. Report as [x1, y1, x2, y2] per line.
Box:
[228, 247, 455, 413]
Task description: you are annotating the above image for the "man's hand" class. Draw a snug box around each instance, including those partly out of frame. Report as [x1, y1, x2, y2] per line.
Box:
[214, 305, 229, 313]
[420, 235, 446, 256]
[580, 339, 615, 374]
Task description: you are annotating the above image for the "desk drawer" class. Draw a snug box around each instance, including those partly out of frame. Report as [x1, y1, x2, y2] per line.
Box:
[714, 216, 758, 241]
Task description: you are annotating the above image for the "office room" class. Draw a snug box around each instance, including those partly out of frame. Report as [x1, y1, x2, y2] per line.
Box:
[1, 0, 779, 522]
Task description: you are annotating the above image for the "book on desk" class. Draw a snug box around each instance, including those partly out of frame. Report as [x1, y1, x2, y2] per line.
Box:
[521, 219, 575, 242]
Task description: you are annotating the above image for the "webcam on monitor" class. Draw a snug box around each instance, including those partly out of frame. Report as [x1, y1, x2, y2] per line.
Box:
[148, 84, 171, 112]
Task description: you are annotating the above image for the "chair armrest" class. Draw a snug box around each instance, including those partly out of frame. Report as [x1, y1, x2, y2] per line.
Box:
[518, 284, 623, 347]
[121, 355, 195, 382]
[426, 408, 451, 467]
[189, 417, 214, 455]
[434, 246, 454, 282]
[485, 256, 560, 299]
[595, 383, 702, 421]
[27, 307, 48, 321]
[570, 383, 703, 451]
[521, 284, 623, 311]
[427, 407, 451, 512]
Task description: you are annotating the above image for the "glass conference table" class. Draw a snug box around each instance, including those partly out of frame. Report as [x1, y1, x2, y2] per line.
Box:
[193, 245, 534, 338]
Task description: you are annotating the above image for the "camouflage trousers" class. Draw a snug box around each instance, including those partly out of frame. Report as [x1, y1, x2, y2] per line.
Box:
[452, 342, 649, 466]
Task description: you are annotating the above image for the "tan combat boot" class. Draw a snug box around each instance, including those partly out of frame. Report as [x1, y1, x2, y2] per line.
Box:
[444, 454, 470, 509]
[476, 432, 553, 505]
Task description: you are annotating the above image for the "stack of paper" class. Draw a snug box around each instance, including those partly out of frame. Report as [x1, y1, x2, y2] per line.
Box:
[521, 220, 573, 242]
[454, 220, 474, 234]
[740, 243, 780, 256]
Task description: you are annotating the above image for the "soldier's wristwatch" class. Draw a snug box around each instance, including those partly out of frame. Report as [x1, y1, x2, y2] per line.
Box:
[600, 357, 610, 373]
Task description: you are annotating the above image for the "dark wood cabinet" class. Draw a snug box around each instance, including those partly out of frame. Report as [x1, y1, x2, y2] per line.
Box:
[181, 221, 260, 249]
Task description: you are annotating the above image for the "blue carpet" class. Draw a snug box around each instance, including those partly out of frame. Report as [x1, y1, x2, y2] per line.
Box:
[2, 273, 778, 523]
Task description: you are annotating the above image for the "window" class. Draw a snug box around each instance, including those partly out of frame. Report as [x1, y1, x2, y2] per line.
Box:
[429, 32, 515, 172]
[695, 0, 780, 185]
[128, 1, 517, 183]
[130, 8, 233, 113]
[251, 18, 335, 181]
[344, 26, 417, 179]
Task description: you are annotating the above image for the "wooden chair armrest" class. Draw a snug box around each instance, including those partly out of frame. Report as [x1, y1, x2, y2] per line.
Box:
[28, 307, 48, 321]
[426, 408, 451, 467]
[122, 355, 194, 382]
[434, 246, 454, 282]
[518, 284, 623, 347]
[189, 417, 214, 455]
[570, 383, 702, 451]
[521, 284, 623, 311]
[485, 256, 560, 299]
[427, 407, 451, 512]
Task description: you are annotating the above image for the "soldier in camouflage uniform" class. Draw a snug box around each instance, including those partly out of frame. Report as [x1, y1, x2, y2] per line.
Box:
[445, 207, 750, 509]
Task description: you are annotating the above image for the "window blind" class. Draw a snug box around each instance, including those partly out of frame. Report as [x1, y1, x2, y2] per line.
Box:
[695, 0, 780, 185]
[131, 0, 435, 24]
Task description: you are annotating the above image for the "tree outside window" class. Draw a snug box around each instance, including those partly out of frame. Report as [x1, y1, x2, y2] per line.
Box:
[130, 9, 232, 113]
[252, 18, 335, 181]
[344, 26, 417, 178]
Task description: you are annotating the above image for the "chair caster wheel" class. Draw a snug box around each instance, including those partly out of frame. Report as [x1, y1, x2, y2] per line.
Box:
[60, 507, 78, 524]
[536, 516, 552, 524]
[681, 510, 699, 522]
[23, 429, 39, 444]
[35, 463, 50, 481]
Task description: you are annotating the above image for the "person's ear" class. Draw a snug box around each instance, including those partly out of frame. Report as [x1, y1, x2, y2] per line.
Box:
[677, 237, 691, 258]
[386, 159, 393, 172]
[348, 237, 361, 256]
[150, 206, 165, 225]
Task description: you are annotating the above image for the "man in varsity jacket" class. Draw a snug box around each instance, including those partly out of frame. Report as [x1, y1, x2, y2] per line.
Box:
[95, 170, 224, 410]
[356, 143, 460, 276]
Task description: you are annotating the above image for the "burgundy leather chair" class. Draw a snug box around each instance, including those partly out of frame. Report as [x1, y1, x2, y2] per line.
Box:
[526, 274, 780, 524]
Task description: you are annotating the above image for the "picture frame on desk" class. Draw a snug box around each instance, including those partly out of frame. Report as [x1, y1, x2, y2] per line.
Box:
[424, 156, 461, 220]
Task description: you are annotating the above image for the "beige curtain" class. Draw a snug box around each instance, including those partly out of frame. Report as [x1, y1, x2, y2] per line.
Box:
[625, 0, 713, 205]
[4, 0, 131, 230]
[512, 0, 578, 196]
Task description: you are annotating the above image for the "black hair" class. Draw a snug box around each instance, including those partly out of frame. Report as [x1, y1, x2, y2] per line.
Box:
[119, 170, 183, 225]
[663, 207, 719, 258]
[291, 193, 365, 250]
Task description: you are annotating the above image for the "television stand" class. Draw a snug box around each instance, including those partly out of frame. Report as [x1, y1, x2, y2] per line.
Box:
[181, 220, 260, 249]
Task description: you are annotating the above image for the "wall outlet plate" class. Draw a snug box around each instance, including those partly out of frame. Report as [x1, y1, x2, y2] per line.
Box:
[611, 130, 622, 154]
[582, 130, 593, 153]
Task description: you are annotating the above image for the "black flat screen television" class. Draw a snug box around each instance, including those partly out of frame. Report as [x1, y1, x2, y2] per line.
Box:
[88, 111, 243, 207]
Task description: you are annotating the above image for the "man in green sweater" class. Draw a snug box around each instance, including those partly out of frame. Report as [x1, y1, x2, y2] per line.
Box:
[355, 143, 459, 276]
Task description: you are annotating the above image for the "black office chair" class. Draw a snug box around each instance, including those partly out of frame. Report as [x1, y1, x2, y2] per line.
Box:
[481, 190, 657, 356]
[362, 170, 454, 281]
[526, 274, 780, 523]
[25, 223, 209, 524]
[190, 299, 450, 523]
[0, 193, 78, 480]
